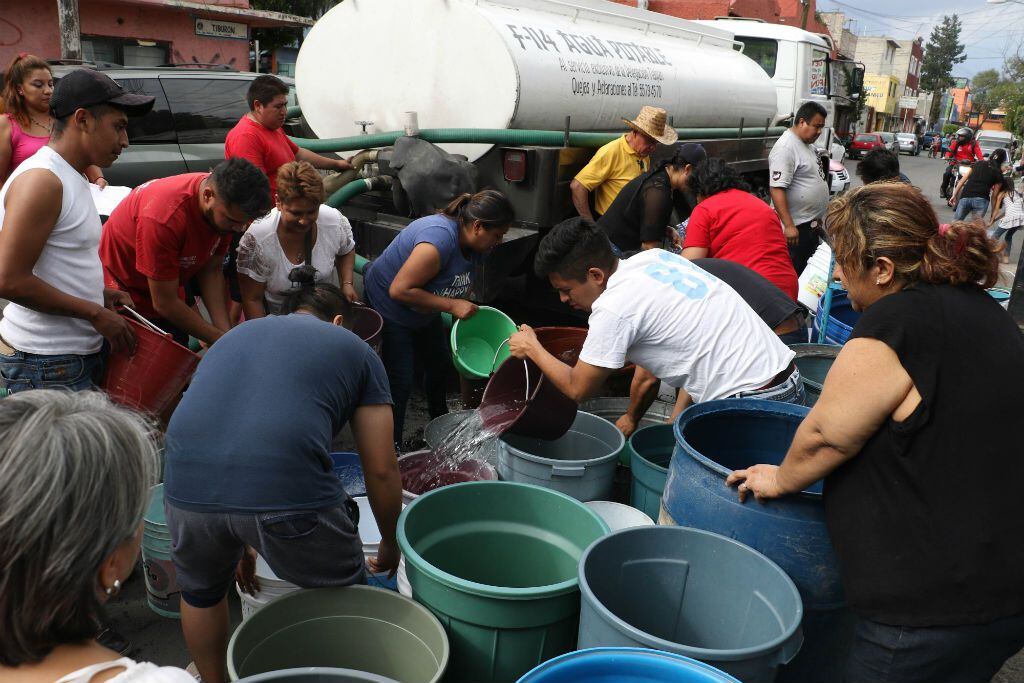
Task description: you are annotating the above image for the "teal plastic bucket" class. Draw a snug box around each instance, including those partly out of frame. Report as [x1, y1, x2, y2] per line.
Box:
[579, 397, 674, 467]
[517, 647, 740, 682]
[450, 306, 517, 379]
[789, 344, 840, 407]
[227, 586, 449, 682]
[142, 484, 180, 618]
[398, 481, 609, 683]
[627, 424, 674, 520]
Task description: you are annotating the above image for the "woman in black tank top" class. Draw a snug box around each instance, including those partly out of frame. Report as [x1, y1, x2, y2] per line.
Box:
[726, 183, 1024, 683]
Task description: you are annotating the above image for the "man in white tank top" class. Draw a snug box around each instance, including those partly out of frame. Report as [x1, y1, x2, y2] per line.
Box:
[508, 218, 801, 422]
[0, 69, 153, 393]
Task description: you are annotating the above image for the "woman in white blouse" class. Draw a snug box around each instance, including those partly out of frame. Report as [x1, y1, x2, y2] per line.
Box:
[237, 161, 357, 318]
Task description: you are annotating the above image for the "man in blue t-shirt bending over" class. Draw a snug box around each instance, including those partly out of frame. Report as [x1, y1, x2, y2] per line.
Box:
[163, 283, 400, 683]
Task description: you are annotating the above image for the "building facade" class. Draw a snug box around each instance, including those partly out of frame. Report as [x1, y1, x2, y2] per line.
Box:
[863, 74, 900, 131]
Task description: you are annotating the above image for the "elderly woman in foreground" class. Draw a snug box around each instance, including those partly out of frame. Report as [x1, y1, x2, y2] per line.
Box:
[727, 183, 1024, 683]
[0, 391, 193, 683]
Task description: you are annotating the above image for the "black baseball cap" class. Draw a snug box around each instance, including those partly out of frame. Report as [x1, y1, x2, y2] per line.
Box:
[50, 68, 155, 119]
[670, 142, 707, 166]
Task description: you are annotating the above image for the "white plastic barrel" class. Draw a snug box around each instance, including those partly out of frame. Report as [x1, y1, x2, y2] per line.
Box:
[798, 242, 833, 311]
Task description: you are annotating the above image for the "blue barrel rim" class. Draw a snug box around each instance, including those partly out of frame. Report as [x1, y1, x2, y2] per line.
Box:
[498, 410, 626, 468]
[517, 646, 742, 682]
[628, 423, 675, 474]
[577, 526, 804, 662]
[672, 399, 822, 500]
[397, 480, 610, 599]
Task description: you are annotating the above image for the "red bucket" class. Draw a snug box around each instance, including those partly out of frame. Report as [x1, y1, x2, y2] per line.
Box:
[479, 356, 577, 440]
[350, 304, 383, 355]
[535, 325, 635, 377]
[101, 318, 200, 415]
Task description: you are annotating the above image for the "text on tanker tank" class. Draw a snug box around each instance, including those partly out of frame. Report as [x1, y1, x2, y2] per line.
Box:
[504, 24, 672, 67]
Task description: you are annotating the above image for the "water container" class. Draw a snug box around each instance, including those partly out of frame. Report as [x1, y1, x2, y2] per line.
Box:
[661, 399, 854, 683]
[789, 344, 841, 407]
[227, 586, 449, 682]
[330, 451, 366, 497]
[584, 501, 654, 531]
[236, 669, 398, 683]
[398, 449, 497, 505]
[517, 647, 741, 683]
[535, 327, 636, 396]
[142, 484, 181, 618]
[237, 555, 303, 621]
[350, 305, 384, 355]
[398, 481, 609, 683]
[577, 527, 803, 683]
[355, 496, 401, 591]
[480, 357, 577, 440]
[627, 424, 674, 521]
[987, 287, 1011, 309]
[579, 397, 674, 467]
[451, 306, 518, 379]
[498, 411, 624, 501]
[102, 317, 200, 415]
[815, 290, 861, 345]
[424, 410, 498, 465]
[797, 242, 833, 311]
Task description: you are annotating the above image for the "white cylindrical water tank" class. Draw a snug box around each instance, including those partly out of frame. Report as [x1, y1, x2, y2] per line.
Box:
[296, 0, 779, 160]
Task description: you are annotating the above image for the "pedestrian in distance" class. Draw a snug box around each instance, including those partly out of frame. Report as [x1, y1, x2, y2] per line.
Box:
[0, 390, 194, 683]
[0, 68, 154, 394]
[99, 158, 272, 346]
[768, 100, 830, 275]
[948, 148, 1006, 222]
[988, 175, 1023, 265]
[570, 106, 676, 222]
[727, 182, 1024, 683]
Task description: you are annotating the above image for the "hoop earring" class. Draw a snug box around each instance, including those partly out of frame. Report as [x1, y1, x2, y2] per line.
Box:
[105, 578, 122, 597]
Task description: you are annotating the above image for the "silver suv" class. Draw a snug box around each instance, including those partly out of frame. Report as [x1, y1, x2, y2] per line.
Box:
[51, 63, 299, 188]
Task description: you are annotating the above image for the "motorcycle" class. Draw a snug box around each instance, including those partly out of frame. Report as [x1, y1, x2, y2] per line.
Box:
[940, 160, 972, 199]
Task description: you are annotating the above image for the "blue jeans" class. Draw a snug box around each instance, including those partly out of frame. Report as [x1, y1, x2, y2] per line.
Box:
[845, 613, 1024, 683]
[378, 315, 449, 446]
[0, 346, 105, 394]
[730, 365, 806, 404]
[954, 197, 989, 222]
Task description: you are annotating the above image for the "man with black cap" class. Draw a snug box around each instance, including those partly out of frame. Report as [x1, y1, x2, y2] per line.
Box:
[0, 68, 154, 394]
[598, 142, 706, 255]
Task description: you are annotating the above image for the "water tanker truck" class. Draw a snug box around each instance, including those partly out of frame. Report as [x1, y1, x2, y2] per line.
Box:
[292, 0, 862, 305]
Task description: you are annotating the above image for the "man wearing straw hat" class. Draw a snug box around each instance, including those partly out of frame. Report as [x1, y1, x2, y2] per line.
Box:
[0, 69, 153, 393]
[570, 106, 676, 222]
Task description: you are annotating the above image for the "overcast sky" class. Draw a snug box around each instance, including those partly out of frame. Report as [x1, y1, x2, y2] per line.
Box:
[817, 0, 1024, 80]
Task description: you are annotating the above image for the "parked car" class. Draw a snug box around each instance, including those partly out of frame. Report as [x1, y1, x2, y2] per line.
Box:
[896, 133, 920, 156]
[848, 133, 886, 159]
[829, 158, 850, 195]
[51, 63, 302, 188]
[877, 131, 900, 154]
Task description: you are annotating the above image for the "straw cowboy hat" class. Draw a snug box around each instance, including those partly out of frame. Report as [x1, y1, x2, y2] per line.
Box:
[623, 106, 678, 145]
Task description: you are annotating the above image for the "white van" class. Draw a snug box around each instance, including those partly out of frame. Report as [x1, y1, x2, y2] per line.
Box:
[976, 130, 1015, 159]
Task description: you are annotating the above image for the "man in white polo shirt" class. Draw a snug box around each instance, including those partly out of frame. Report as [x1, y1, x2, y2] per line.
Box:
[0, 69, 154, 393]
[508, 218, 801, 419]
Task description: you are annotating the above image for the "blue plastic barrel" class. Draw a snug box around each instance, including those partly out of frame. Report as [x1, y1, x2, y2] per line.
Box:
[517, 648, 740, 682]
[330, 452, 366, 497]
[815, 290, 861, 345]
[660, 399, 855, 683]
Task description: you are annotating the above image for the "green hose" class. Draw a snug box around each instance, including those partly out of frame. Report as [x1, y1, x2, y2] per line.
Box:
[286, 105, 302, 119]
[354, 254, 369, 276]
[326, 178, 378, 208]
[292, 126, 786, 154]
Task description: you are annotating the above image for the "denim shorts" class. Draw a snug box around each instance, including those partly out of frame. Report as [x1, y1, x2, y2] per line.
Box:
[730, 365, 806, 405]
[0, 343, 105, 394]
[165, 500, 366, 608]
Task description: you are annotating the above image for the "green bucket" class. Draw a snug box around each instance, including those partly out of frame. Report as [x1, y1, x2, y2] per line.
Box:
[142, 484, 181, 619]
[398, 481, 609, 683]
[789, 344, 840, 406]
[628, 424, 675, 521]
[227, 586, 449, 683]
[450, 307, 517, 379]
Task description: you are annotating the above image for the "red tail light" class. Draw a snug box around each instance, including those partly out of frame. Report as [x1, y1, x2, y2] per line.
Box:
[502, 149, 528, 183]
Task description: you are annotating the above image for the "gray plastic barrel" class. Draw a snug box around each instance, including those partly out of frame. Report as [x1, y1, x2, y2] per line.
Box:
[789, 344, 840, 406]
[577, 526, 803, 683]
[498, 411, 624, 501]
[579, 397, 673, 466]
[237, 669, 399, 682]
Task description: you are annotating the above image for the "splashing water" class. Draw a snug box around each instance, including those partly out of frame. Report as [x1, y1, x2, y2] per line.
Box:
[400, 411, 504, 495]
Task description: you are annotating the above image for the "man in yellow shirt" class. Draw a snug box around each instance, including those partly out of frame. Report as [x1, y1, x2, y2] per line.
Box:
[570, 106, 677, 221]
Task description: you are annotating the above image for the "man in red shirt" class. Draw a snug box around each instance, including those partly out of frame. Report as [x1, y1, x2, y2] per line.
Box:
[99, 158, 272, 345]
[225, 75, 350, 198]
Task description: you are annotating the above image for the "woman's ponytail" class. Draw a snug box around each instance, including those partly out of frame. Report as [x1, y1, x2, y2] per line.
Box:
[920, 221, 1001, 289]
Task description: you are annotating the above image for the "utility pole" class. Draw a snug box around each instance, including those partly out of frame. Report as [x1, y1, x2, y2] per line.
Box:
[56, 0, 82, 60]
[800, 0, 811, 29]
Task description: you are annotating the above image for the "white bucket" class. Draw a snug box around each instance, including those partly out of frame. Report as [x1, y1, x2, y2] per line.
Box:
[236, 555, 302, 621]
[798, 242, 833, 311]
[585, 501, 655, 532]
[397, 556, 412, 598]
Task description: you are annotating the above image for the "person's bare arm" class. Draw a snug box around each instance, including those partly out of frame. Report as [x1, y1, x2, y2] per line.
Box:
[616, 366, 660, 437]
[237, 273, 267, 320]
[194, 255, 231, 333]
[389, 242, 477, 319]
[352, 403, 403, 576]
[989, 192, 1005, 226]
[0, 117, 12, 182]
[148, 277, 224, 345]
[570, 179, 596, 222]
[84, 165, 107, 188]
[770, 187, 799, 246]
[726, 338, 917, 501]
[295, 146, 353, 172]
[669, 388, 693, 421]
[680, 246, 709, 260]
[0, 170, 135, 351]
[949, 167, 972, 205]
[336, 251, 358, 303]
[508, 324, 612, 402]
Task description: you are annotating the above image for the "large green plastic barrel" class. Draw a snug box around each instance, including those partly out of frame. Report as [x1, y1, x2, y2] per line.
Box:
[450, 306, 517, 379]
[398, 481, 609, 683]
[227, 586, 448, 682]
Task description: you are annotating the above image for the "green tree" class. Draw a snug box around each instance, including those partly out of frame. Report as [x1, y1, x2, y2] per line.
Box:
[249, 0, 339, 69]
[920, 15, 967, 124]
[970, 68, 1000, 114]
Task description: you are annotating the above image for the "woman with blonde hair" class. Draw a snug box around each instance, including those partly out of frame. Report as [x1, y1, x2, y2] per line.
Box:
[236, 160, 357, 317]
[0, 54, 105, 184]
[726, 183, 1024, 682]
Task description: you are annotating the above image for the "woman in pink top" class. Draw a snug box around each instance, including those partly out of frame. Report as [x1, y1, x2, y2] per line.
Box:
[0, 54, 105, 185]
